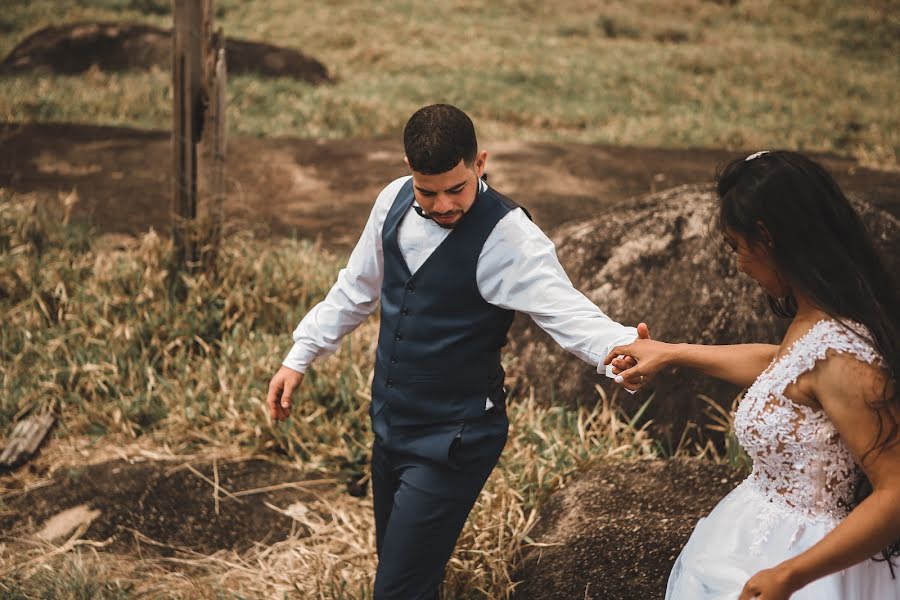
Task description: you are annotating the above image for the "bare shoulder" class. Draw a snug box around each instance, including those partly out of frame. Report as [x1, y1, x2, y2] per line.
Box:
[813, 349, 889, 408]
[813, 343, 896, 469]
[808, 320, 886, 405]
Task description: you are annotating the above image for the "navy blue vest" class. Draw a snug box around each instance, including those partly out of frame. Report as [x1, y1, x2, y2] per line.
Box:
[372, 178, 525, 426]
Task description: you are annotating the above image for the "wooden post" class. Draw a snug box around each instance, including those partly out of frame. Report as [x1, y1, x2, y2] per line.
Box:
[172, 0, 226, 274]
[198, 29, 227, 273]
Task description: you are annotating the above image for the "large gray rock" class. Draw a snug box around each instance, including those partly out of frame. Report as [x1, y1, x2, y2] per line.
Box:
[1, 23, 331, 83]
[512, 458, 745, 600]
[507, 184, 900, 446]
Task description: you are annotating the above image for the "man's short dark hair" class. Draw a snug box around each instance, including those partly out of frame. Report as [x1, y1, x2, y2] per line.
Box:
[403, 104, 478, 175]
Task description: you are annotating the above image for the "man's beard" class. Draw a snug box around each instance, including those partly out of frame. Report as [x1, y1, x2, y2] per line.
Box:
[430, 211, 464, 229]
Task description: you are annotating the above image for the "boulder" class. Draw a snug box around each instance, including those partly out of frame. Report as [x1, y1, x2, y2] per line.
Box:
[1, 22, 331, 83]
[511, 458, 745, 600]
[507, 184, 900, 446]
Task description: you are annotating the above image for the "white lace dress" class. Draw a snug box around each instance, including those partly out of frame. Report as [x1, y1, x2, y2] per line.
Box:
[666, 319, 899, 599]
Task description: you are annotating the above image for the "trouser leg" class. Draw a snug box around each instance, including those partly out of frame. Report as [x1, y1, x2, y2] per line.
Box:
[372, 416, 508, 600]
[371, 438, 396, 558]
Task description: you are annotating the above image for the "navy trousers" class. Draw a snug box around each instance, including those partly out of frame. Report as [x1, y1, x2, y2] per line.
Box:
[370, 406, 509, 600]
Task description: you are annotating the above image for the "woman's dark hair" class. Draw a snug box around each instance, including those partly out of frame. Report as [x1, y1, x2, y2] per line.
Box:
[403, 104, 477, 175]
[716, 150, 900, 570]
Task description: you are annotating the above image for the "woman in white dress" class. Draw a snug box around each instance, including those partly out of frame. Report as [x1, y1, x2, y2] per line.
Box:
[605, 151, 900, 599]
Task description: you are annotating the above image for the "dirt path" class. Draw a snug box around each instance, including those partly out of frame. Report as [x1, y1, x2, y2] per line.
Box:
[3, 122, 898, 250]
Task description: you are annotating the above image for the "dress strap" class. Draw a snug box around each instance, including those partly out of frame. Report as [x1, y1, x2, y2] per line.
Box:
[768, 319, 882, 396]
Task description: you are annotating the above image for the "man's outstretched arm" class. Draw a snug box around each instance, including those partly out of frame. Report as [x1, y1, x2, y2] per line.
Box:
[269, 176, 409, 420]
[476, 208, 641, 391]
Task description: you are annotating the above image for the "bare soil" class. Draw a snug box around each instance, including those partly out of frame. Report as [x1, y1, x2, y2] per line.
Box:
[0, 458, 324, 556]
[2, 122, 898, 251]
[1, 449, 741, 598]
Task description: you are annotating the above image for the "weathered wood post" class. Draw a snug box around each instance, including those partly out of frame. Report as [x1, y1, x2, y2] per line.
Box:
[199, 27, 227, 273]
[171, 0, 227, 274]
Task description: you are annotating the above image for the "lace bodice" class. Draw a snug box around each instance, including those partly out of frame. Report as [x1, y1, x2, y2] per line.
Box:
[733, 319, 882, 527]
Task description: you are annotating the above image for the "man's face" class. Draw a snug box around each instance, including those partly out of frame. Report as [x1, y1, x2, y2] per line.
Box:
[406, 151, 487, 229]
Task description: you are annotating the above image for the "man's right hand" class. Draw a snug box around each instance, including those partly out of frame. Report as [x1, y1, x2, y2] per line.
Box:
[267, 366, 304, 421]
[610, 322, 652, 376]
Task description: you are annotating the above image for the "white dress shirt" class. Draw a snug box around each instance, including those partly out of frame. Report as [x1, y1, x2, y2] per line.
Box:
[283, 176, 637, 399]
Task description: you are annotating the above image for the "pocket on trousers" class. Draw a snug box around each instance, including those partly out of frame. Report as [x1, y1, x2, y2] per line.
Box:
[391, 421, 465, 468]
[448, 418, 508, 470]
[447, 423, 465, 469]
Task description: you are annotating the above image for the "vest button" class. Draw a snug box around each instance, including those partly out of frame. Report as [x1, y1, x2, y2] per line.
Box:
[390, 357, 398, 364]
[400, 308, 409, 316]
[386, 379, 394, 388]
[406, 283, 415, 292]
[395, 333, 403, 341]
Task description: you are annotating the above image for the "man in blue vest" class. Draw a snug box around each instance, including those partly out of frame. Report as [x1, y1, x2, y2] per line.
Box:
[267, 104, 644, 598]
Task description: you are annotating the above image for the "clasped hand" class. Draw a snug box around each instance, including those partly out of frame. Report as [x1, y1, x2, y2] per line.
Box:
[605, 322, 665, 390]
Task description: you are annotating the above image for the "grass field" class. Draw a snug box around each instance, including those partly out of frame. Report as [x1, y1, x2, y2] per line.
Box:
[0, 192, 670, 598]
[1, 0, 898, 167]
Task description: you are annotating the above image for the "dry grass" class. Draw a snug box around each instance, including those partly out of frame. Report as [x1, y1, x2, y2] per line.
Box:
[0, 0, 897, 168]
[1, 390, 656, 599]
[0, 190, 662, 598]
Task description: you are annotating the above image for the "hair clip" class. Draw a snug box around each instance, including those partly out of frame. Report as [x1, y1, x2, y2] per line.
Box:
[745, 150, 770, 161]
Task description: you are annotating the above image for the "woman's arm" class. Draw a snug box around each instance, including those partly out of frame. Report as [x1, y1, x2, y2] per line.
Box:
[604, 339, 778, 388]
[738, 354, 900, 600]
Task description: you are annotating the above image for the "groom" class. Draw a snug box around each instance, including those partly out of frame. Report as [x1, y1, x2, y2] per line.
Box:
[267, 104, 643, 599]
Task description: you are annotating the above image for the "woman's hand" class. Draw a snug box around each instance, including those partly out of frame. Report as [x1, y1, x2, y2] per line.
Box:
[603, 333, 675, 387]
[738, 564, 800, 600]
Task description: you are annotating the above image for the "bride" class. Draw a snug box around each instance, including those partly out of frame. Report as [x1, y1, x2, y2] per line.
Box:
[605, 151, 900, 599]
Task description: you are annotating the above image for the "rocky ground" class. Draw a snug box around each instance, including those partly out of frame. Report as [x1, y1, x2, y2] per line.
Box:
[512, 458, 745, 600]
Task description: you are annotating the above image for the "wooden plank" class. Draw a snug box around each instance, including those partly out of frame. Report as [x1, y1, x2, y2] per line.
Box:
[0, 413, 56, 470]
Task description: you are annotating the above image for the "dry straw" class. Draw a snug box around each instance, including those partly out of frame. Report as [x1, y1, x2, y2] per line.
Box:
[1, 190, 663, 598]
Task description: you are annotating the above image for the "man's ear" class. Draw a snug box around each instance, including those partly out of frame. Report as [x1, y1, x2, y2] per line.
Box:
[473, 150, 488, 179]
[403, 156, 412, 172]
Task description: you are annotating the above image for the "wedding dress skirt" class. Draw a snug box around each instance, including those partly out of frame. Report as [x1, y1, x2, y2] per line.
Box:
[665, 478, 900, 599]
[666, 320, 900, 600]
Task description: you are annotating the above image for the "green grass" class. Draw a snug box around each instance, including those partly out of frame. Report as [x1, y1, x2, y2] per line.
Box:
[0, 0, 897, 166]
